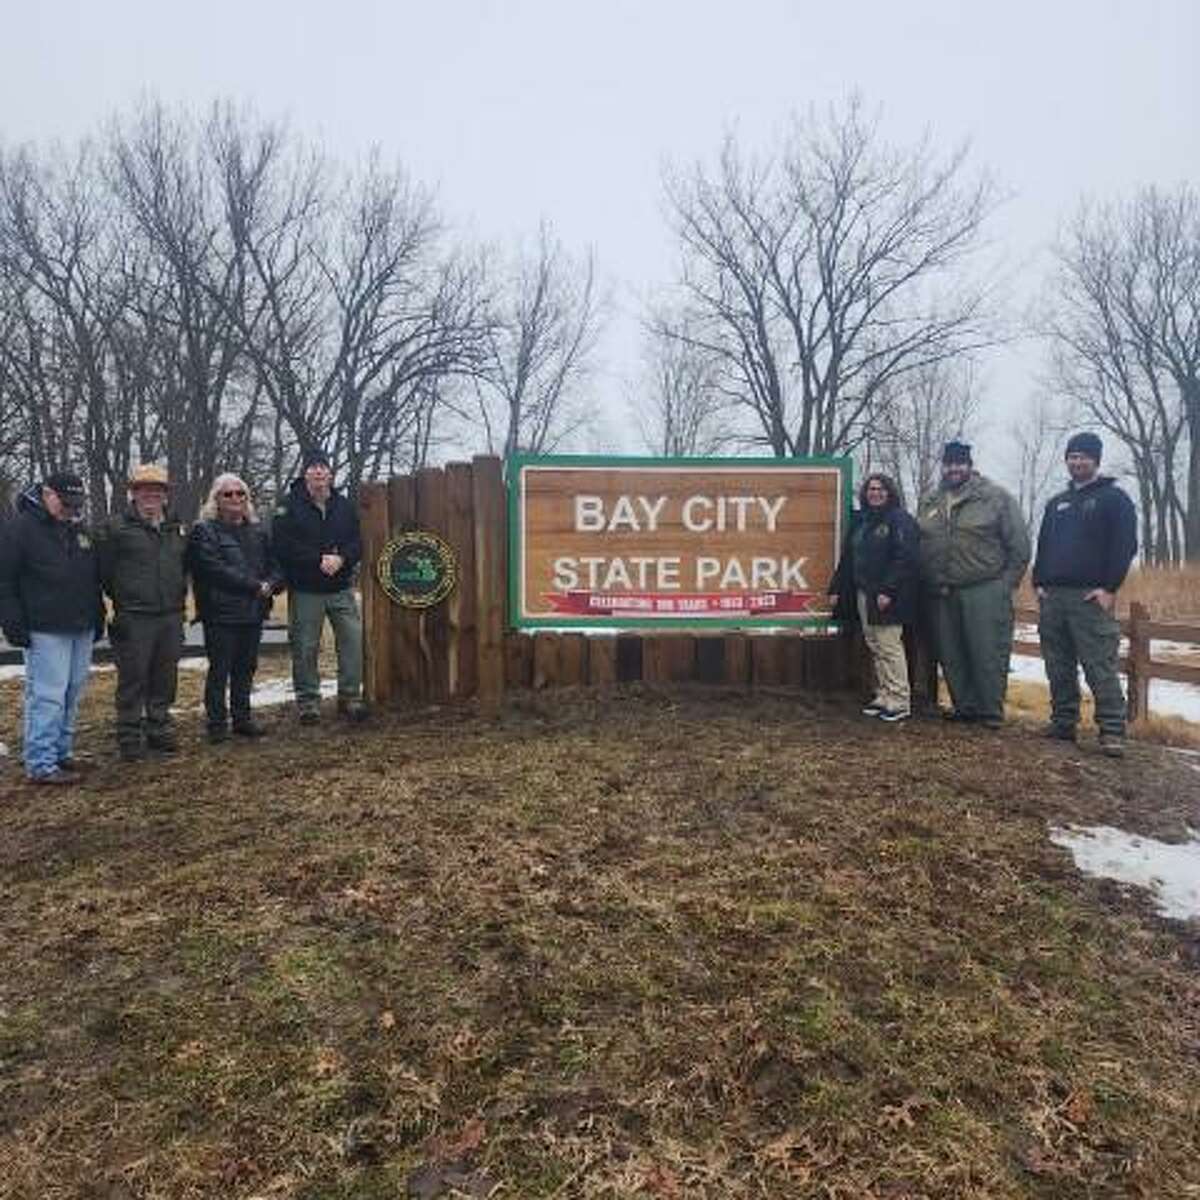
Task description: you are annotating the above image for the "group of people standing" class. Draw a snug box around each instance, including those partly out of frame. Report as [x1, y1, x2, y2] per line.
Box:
[829, 433, 1138, 756]
[0, 450, 366, 785]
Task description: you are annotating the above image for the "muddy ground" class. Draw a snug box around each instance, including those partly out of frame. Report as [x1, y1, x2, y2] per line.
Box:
[1, 666, 1198, 1198]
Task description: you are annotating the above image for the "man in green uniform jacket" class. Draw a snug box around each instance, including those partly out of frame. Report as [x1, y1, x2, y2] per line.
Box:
[96, 465, 189, 760]
[918, 441, 1031, 728]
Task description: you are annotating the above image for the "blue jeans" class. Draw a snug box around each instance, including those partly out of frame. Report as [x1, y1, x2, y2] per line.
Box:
[23, 631, 94, 777]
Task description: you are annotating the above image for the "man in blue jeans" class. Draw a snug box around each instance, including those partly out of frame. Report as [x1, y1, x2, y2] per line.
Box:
[271, 450, 366, 724]
[0, 473, 105, 784]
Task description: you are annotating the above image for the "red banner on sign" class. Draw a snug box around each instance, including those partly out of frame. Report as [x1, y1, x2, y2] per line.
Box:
[544, 590, 819, 617]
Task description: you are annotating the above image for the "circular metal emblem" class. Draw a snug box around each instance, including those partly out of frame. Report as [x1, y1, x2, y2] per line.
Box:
[377, 530, 458, 609]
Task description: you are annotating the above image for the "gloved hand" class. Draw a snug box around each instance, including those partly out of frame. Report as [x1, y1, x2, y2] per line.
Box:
[2, 624, 30, 648]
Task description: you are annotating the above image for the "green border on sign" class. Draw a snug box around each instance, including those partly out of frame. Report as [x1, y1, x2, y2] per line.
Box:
[506, 453, 855, 631]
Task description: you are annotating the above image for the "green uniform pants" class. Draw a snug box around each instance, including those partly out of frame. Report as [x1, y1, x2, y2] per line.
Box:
[931, 577, 1014, 721]
[1038, 587, 1126, 736]
[288, 589, 362, 712]
[110, 611, 183, 749]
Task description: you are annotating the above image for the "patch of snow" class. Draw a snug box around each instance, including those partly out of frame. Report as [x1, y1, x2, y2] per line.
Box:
[1009, 653, 1200, 723]
[248, 677, 337, 709]
[0, 741, 8, 758]
[0, 661, 115, 681]
[1050, 825, 1200, 921]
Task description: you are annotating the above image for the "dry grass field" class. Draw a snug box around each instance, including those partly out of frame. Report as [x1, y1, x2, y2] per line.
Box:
[1015, 563, 1200, 621]
[1, 663, 1198, 1199]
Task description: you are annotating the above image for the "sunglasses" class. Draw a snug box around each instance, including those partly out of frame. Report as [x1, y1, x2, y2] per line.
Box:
[219, 489, 248, 498]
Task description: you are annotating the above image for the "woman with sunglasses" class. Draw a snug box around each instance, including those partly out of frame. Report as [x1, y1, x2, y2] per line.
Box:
[187, 474, 284, 742]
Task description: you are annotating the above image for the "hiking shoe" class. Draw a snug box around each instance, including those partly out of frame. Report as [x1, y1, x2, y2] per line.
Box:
[877, 708, 911, 723]
[28, 767, 78, 786]
[207, 726, 229, 744]
[338, 698, 368, 722]
[146, 732, 178, 753]
[119, 744, 146, 763]
[1099, 734, 1126, 759]
[298, 709, 320, 726]
[57, 756, 93, 773]
[232, 720, 267, 739]
[979, 716, 1005, 730]
[940, 709, 977, 723]
[1042, 723, 1076, 742]
[861, 702, 885, 716]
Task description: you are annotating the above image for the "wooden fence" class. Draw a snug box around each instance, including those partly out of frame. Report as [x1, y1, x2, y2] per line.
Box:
[1012, 602, 1200, 721]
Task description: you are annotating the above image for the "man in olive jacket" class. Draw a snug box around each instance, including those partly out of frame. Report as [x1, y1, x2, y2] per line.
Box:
[918, 441, 1031, 727]
[95, 465, 189, 760]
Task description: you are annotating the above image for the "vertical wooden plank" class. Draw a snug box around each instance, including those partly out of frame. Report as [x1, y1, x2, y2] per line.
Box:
[616, 633, 643, 683]
[560, 633, 586, 685]
[358, 482, 393, 708]
[504, 631, 533, 689]
[473, 455, 506, 716]
[388, 475, 421, 703]
[752, 636, 785, 686]
[665, 636, 696, 682]
[781, 634, 808, 687]
[723, 633, 750, 686]
[589, 635, 617, 686]
[642, 636, 667, 684]
[533, 632, 561, 689]
[695, 635, 724, 684]
[415, 467, 450, 703]
[445, 463, 477, 700]
[1128, 601, 1150, 721]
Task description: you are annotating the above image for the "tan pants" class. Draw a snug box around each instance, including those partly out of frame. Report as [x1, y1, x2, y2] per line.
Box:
[858, 590, 910, 712]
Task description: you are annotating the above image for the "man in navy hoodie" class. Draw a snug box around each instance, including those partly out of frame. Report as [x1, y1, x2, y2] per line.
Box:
[0, 473, 105, 784]
[1032, 432, 1137, 757]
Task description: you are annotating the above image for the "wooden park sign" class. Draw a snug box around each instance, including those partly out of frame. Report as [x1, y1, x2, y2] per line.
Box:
[510, 455, 852, 628]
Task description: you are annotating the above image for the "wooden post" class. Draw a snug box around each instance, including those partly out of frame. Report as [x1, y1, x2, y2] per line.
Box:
[533, 632, 561, 689]
[723, 633, 750, 685]
[504, 631, 533, 689]
[473, 456, 506, 716]
[589, 635, 617, 685]
[445, 463, 478, 700]
[388, 475, 421, 703]
[560, 633, 587, 685]
[358, 482, 393, 708]
[416, 467, 450, 703]
[1127, 601, 1150, 721]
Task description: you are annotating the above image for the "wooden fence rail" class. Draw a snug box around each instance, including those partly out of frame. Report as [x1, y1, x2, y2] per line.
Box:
[1012, 601, 1200, 721]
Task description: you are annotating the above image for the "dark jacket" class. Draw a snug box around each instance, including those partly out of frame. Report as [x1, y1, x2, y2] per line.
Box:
[187, 519, 283, 626]
[0, 483, 105, 643]
[96, 508, 189, 617]
[271, 478, 361, 594]
[1032, 476, 1138, 592]
[828, 506, 920, 626]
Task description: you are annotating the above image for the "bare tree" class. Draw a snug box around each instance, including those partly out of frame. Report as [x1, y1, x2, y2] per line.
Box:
[1010, 390, 1066, 535]
[865, 357, 983, 507]
[634, 309, 733, 455]
[1046, 186, 1197, 563]
[659, 96, 1000, 460]
[472, 223, 602, 461]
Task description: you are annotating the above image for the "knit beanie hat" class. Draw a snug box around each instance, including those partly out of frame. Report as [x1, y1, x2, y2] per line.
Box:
[1065, 432, 1102, 463]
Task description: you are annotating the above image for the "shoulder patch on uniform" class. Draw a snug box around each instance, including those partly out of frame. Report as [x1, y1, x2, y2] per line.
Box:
[274, 506, 288, 517]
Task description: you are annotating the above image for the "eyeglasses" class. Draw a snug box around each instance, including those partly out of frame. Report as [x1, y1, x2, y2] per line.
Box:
[219, 489, 248, 498]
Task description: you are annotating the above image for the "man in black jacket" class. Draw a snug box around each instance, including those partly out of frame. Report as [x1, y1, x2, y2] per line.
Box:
[1033, 432, 1138, 757]
[271, 450, 365, 723]
[96, 465, 189, 761]
[0, 473, 105, 784]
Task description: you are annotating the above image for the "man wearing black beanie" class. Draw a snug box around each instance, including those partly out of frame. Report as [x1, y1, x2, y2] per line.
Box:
[1032, 432, 1137, 757]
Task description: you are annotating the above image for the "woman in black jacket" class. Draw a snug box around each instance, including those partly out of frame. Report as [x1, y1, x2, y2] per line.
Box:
[827, 474, 920, 721]
[187, 475, 284, 742]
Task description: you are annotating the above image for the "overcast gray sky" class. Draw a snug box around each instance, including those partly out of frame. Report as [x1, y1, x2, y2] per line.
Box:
[2, 0, 1196, 464]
